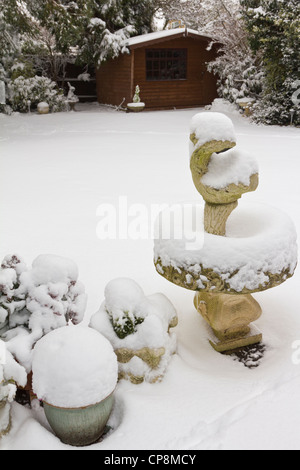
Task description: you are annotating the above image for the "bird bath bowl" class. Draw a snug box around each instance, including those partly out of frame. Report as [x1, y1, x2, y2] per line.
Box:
[154, 113, 298, 353]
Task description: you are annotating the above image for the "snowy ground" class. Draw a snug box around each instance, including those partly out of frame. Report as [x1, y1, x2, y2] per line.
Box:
[0, 101, 300, 450]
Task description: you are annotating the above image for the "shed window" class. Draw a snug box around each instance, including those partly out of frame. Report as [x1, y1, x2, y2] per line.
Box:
[146, 49, 187, 81]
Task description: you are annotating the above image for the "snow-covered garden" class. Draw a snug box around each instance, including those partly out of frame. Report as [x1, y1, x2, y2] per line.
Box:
[0, 100, 300, 450]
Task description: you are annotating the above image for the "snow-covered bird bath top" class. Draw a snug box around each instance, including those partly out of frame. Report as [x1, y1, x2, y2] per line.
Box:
[154, 112, 297, 352]
[154, 112, 297, 295]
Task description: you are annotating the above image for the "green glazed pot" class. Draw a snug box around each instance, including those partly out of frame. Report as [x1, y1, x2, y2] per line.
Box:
[43, 392, 114, 447]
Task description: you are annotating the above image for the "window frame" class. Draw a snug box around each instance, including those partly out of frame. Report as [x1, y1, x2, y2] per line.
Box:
[145, 48, 188, 82]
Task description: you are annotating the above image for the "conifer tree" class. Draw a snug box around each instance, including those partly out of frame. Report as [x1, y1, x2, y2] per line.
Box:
[241, 0, 300, 125]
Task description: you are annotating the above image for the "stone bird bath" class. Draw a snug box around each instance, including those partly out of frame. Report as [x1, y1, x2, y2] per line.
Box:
[154, 112, 297, 353]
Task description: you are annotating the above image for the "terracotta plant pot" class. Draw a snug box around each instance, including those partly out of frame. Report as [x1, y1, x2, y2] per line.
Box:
[43, 392, 114, 447]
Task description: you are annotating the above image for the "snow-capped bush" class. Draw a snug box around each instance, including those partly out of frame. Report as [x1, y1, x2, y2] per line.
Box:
[8, 76, 66, 113]
[240, 0, 300, 126]
[208, 54, 264, 105]
[0, 343, 27, 436]
[250, 77, 300, 127]
[10, 60, 35, 81]
[102, 278, 147, 339]
[0, 254, 87, 372]
[89, 278, 178, 383]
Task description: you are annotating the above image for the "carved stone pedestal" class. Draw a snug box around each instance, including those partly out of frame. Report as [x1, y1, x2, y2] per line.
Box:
[115, 346, 166, 384]
[194, 292, 262, 353]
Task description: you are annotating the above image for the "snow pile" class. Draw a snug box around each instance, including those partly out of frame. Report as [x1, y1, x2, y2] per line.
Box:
[208, 98, 242, 116]
[0, 254, 87, 372]
[127, 102, 145, 108]
[32, 326, 118, 408]
[155, 202, 298, 293]
[77, 73, 90, 82]
[190, 112, 237, 151]
[201, 147, 259, 190]
[89, 278, 177, 382]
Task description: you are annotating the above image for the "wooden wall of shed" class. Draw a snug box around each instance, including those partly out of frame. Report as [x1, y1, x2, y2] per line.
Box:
[96, 53, 132, 107]
[133, 37, 219, 109]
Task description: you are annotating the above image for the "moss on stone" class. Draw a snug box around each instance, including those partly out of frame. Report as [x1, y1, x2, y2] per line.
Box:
[155, 257, 294, 295]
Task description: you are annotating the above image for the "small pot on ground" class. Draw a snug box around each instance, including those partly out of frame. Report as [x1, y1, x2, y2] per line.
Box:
[127, 102, 145, 113]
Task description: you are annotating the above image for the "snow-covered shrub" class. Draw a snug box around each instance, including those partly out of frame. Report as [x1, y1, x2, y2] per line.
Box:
[208, 54, 264, 105]
[0, 254, 28, 336]
[89, 278, 178, 384]
[0, 344, 27, 436]
[102, 278, 147, 339]
[10, 60, 35, 81]
[0, 254, 87, 372]
[8, 76, 66, 113]
[250, 77, 300, 127]
[240, 0, 300, 126]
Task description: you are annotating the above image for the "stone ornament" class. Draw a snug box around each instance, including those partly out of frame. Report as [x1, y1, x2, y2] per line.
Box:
[89, 278, 178, 384]
[154, 112, 297, 353]
[37, 102, 49, 114]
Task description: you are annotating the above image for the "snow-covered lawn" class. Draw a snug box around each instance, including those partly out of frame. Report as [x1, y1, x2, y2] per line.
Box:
[0, 101, 300, 450]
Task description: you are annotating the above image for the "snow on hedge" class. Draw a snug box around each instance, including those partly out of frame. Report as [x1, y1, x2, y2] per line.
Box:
[0, 254, 87, 372]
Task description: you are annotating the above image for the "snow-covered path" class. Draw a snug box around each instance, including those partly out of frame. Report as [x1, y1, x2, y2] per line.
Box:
[0, 102, 300, 450]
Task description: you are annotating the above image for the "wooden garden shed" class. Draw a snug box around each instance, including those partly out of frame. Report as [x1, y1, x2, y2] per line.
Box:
[96, 28, 220, 110]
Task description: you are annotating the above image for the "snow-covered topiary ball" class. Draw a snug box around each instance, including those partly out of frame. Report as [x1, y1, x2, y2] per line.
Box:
[32, 325, 118, 408]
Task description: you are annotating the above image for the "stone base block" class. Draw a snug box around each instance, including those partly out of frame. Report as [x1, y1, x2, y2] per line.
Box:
[207, 324, 262, 353]
[194, 291, 263, 353]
